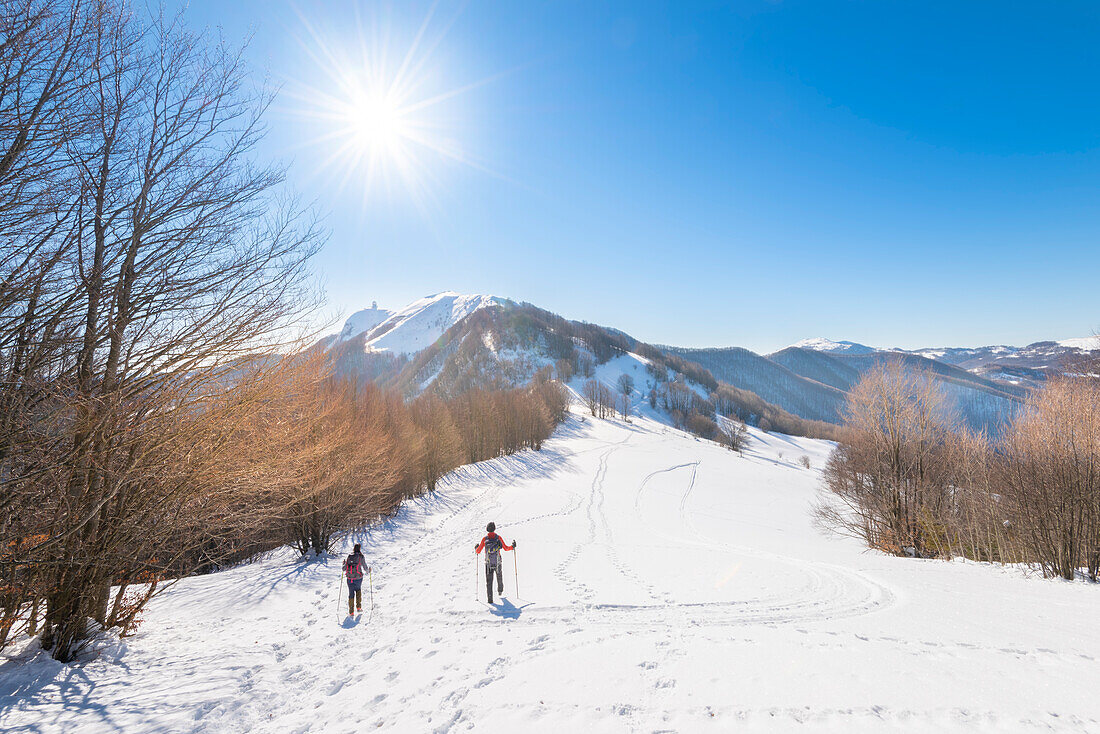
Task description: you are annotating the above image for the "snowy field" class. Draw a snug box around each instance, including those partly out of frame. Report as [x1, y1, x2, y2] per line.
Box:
[2, 410, 1099, 733]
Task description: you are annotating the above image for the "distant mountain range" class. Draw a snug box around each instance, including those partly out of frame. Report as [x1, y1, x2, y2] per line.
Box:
[788, 336, 1100, 390]
[321, 293, 1097, 438]
[665, 345, 1024, 433]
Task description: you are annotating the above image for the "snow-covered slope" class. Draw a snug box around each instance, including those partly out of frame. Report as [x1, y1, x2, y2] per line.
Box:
[336, 305, 394, 341]
[1056, 336, 1100, 350]
[666, 346, 847, 423]
[5, 409, 1098, 733]
[342, 292, 506, 355]
[789, 337, 878, 355]
[791, 335, 1100, 390]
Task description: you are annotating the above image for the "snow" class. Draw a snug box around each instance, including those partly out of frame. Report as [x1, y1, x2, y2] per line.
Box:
[336, 306, 394, 342]
[4, 410, 1100, 732]
[790, 337, 878, 355]
[354, 292, 504, 355]
[1056, 336, 1100, 351]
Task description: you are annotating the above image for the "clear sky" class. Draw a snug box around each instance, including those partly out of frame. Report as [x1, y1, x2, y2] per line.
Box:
[175, 0, 1100, 353]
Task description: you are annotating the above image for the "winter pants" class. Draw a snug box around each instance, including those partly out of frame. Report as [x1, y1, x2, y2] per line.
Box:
[485, 562, 503, 603]
[347, 578, 363, 614]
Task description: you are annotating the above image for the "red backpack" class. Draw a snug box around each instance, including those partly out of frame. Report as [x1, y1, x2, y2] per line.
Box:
[344, 553, 364, 580]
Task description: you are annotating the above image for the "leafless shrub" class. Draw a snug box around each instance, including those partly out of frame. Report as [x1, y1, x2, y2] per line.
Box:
[717, 418, 748, 453]
[582, 378, 615, 419]
[814, 362, 957, 558]
[997, 376, 1100, 580]
[617, 373, 634, 419]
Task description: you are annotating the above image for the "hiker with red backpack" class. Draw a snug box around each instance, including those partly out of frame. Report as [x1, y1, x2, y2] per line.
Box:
[475, 522, 516, 604]
[343, 543, 371, 616]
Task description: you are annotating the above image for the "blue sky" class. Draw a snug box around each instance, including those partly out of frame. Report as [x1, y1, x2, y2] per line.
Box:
[178, 0, 1100, 352]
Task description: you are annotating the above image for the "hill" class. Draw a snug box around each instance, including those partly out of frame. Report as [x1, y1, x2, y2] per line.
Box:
[6, 410, 1098, 731]
[325, 294, 1052, 437]
[327, 296, 837, 440]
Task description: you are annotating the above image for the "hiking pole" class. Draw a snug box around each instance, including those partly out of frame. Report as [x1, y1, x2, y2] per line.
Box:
[336, 566, 345, 621]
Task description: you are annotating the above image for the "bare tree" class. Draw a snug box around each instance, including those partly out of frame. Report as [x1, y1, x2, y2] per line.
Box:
[814, 362, 957, 557]
[263, 377, 402, 556]
[582, 378, 600, 417]
[410, 393, 463, 492]
[578, 353, 594, 378]
[998, 376, 1100, 580]
[718, 418, 748, 453]
[554, 358, 573, 382]
[1, 3, 323, 662]
[617, 373, 634, 420]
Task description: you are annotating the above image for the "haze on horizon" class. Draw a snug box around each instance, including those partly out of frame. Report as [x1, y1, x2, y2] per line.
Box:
[178, 0, 1100, 353]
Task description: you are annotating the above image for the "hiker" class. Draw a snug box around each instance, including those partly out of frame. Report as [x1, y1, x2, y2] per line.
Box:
[474, 522, 516, 604]
[344, 543, 370, 616]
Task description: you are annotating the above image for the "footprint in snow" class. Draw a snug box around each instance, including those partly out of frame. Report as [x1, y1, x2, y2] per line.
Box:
[192, 701, 218, 720]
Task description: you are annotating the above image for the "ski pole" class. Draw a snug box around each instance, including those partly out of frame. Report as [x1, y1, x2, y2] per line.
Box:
[514, 546, 519, 598]
[474, 550, 479, 602]
[369, 567, 374, 614]
[336, 566, 345, 620]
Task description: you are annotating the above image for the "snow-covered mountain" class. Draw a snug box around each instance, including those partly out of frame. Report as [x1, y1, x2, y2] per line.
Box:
[1057, 336, 1100, 350]
[790, 335, 1100, 390]
[789, 337, 878, 355]
[326, 294, 836, 439]
[668, 345, 1022, 433]
[337, 292, 507, 355]
[337, 304, 394, 341]
[326, 293, 1069, 436]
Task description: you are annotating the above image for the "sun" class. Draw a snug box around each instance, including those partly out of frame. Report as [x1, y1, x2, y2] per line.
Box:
[347, 92, 406, 153]
[283, 5, 495, 208]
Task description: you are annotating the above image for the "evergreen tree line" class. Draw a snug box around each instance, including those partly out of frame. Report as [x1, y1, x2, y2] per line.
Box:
[817, 361, 1100, 581]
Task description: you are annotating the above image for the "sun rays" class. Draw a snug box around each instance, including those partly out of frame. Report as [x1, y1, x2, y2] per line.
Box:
[282, 1, 493, 210]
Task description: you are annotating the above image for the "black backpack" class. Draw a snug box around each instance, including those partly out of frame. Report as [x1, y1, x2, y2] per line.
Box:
[484, 535, 503, 568]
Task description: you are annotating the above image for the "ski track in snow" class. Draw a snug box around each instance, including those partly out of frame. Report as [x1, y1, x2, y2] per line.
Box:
[3, 411, 1100, 733]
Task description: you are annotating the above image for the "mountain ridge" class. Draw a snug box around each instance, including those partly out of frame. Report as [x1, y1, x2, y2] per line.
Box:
[328, 293, 1090, 438]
